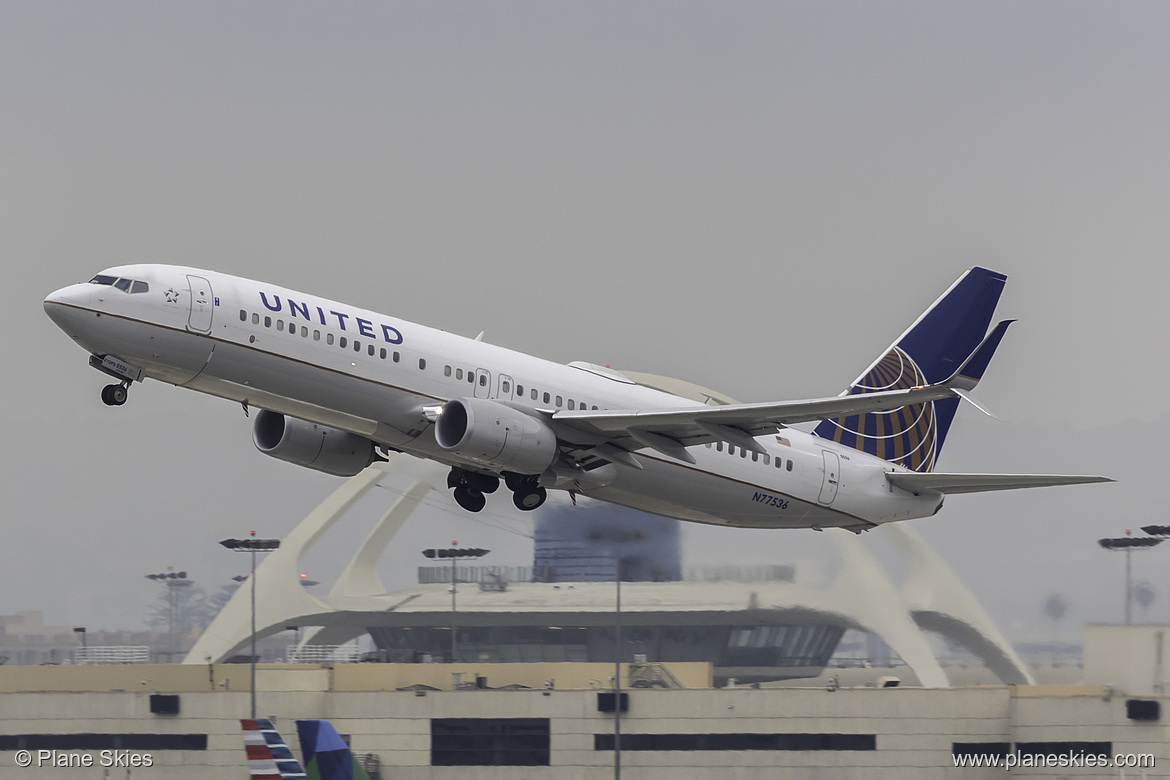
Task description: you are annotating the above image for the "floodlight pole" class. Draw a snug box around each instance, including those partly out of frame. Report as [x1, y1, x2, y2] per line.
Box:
[614, 559, 622, 780]
[220, 533, 281, 719]
[421, 544, 489, 665]
[1099, 531, 1162, 626]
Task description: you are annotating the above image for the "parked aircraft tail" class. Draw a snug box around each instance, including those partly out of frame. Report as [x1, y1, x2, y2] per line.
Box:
[241, 719, 307, 780]
[241, 718, 371, 780]
[813, 267, 1009, 472]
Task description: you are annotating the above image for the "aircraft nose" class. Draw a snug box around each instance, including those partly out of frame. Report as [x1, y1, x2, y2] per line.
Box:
[44, 283, 91, 328]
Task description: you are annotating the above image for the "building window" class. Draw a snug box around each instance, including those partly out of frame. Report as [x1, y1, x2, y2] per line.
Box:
[594, 732, 875, 752]
[432, 718, 550, 766]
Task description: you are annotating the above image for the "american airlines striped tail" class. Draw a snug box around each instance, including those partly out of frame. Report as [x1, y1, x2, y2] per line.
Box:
[813, 267, 1009, 472]
[241, 719, 307, 780]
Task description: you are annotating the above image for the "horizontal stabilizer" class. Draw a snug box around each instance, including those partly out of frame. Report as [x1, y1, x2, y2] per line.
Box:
[886, 472, 1114, 495]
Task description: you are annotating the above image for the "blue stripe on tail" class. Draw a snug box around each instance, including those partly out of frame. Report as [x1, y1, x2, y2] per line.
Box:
[813, 267, 1007, 472]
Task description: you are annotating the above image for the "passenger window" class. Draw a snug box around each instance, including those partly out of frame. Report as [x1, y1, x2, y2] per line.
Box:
[277, 319, 284, 330]
[289, 322, 296, 334]
[502, 381, 511, 394]
[555, 395, 563, 407]
[354, 340, 361, 351]
[592, 405, 598, 410]
[264, 316, 272, 328]
[751, 452, 759, 462]
[327, 333, 334, 345]
[531, 389, 538, 400]
[763, 454, 770, 465]
[301, 326, 308, 337]
[239, 310, 247, 322]
[716, 442, 723, 452]
[252, 313, 259, 325]
[543, 392, 550, 403]
[567, 399, 575, 410]
[393, 351, 400, 362]
[468, 372, 474, 383]
[313, 330, 320, 341]
[479, 374, 487, 387]
[380, 347, 386, 359]
[114, 278, 132, 292]
[455, 368, 463, 380]
[445, 366, 453, 377]
[787, 460, 793, 471]
[740, 449, 748, 459]
[340, 336, 347, 348]
[130, 281, 149, 294]
[516, 384, 524, 396]
[368, 344, 375, 356]
[419, 358, 426, 370]
[728, 445, 735, 455]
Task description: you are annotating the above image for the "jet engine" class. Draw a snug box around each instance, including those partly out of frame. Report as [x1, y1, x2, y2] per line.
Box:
[252, 410, 377, 477]
[434, 397, 558, 475]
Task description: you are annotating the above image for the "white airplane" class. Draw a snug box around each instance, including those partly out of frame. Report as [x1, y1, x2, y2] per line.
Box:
[44, 265, 1108, 531]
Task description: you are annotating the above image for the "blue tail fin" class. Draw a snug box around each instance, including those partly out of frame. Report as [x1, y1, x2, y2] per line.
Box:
[813, 267, 1008, 472]
[296, 719, 372, 780]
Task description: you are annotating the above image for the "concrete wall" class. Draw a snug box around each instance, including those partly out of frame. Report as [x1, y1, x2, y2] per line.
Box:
[0, 666, 1167, 779]
[1084, 623, 1170, 695]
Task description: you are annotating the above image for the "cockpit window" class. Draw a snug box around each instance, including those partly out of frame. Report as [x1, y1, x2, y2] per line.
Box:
[130, 280, 149, 294]
[114, 278, 132, 292]
[89, 275, 150, 293]
[89, 275, 117, 285]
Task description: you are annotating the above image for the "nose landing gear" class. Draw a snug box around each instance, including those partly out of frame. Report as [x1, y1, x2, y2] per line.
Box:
[100, 383, 129, 407]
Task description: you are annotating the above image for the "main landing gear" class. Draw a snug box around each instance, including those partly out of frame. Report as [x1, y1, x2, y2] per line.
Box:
[447, 468, 547, 513]
[100, 382, 129, 407]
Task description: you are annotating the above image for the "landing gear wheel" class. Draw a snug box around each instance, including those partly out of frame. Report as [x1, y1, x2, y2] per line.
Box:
[513, 486, 547, 511]
[467, 472, 500, 494]
[453, 486, 486, 513]
[101, 383, 128, 406]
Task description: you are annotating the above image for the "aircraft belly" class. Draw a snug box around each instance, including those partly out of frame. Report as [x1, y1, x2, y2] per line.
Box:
[585, 455, 855, 530]
[189, 340, 423, 444]
[82, 314, 213, 385]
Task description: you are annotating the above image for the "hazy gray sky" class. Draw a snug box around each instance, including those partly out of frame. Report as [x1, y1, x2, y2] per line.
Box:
[2, 3, 1166, 636]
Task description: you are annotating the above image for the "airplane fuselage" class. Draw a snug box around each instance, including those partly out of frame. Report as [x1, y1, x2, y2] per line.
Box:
[44, 264, 942, 530]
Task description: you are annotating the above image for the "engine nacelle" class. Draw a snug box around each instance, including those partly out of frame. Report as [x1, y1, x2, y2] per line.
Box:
[434, 397, 558, 475]
[252, 410, 376, 477]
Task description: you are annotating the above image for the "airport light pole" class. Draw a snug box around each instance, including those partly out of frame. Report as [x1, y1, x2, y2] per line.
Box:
[1099, 532, 1161, 625]
[220, 534, 281, 719]
[145, 569, 192, 662]
[422, 544, 489, 663]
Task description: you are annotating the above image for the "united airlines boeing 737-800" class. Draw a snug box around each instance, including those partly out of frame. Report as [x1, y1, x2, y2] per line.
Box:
[44, 265, 1108, 531]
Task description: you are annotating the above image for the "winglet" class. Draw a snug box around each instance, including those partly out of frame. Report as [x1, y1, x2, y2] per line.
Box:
[945, 319, 1014, 391]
